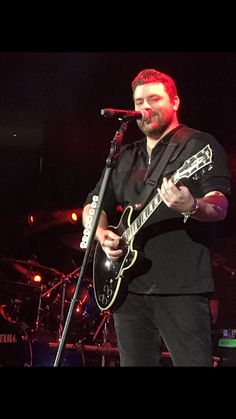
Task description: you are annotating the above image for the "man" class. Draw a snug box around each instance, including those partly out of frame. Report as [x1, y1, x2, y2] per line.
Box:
[82, 68, 231, 366]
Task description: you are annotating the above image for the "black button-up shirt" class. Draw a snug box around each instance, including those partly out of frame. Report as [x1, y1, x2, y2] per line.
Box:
[84, 126, 231, 295]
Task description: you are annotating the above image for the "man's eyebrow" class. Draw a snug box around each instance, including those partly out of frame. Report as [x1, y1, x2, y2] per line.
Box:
[134, 94, 162, 101]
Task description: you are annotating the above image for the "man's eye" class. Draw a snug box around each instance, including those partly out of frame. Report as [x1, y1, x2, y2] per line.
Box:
[149, 97, 159, 104]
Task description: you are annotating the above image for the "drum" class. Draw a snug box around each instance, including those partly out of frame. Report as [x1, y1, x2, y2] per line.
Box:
[35, 275, 119, 366]
[42, 276, 101, 340]
[0, 297, 39, 329]
[67, 278, 101, 344]
[0, 267, 40, 329]
[0, 318, 32, 367]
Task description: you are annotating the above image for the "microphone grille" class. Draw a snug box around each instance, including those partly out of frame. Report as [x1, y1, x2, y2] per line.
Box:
[142, 109, 152, 120]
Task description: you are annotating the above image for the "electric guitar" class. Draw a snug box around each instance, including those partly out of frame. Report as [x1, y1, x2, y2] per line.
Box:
[93, 144, 213, 311]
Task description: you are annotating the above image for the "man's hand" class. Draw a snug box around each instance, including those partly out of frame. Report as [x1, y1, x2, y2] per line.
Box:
[97, 229, 123, 263]
[158, 177, 195, 213]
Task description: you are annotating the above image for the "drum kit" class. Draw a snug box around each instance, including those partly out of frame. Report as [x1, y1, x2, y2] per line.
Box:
[0, 251, 119, 367]
[1, 234, 236, 367]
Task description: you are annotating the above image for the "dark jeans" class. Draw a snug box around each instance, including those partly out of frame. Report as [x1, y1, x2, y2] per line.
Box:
[113, 293, 213, 367]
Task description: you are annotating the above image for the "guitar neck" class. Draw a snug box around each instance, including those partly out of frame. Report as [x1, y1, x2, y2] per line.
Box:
[123, 172, 179, 242]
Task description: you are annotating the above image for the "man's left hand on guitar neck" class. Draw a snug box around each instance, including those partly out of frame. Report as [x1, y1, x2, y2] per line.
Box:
[157, 177, 228, 223]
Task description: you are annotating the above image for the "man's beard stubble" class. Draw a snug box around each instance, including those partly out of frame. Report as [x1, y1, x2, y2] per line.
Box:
[137, 119, 168, 139]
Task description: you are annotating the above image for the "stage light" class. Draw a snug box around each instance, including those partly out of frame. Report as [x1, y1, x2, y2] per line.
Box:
[69, 211, 78, 223]
[28, 213, 36, 225]
[25, 207, 83, 236]
[32, 273, 43, 283]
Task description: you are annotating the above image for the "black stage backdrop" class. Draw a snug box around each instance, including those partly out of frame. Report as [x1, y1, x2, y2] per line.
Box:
[0, 53, 235, 352]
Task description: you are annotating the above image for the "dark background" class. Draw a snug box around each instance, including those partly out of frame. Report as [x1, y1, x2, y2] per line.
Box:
[0, 52, 235, 330]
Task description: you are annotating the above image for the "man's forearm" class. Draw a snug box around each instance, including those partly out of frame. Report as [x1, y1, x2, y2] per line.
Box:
[191, 192, 228, 222]
[82, 204, 108, 241]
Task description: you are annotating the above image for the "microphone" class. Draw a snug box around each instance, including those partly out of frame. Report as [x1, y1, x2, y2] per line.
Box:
[101, 108, 152, 121]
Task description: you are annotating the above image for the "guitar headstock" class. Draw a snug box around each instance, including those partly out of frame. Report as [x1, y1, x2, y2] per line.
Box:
[174, 144, 213, 181]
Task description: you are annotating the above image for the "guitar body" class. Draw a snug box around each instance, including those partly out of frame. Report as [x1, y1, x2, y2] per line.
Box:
[93, 206, 137, 311]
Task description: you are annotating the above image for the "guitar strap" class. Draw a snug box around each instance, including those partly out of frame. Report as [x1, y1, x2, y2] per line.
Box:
[137, 125, 198, 209]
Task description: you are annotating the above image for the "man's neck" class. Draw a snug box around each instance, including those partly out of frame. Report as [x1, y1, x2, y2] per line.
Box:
[146, 122, 180, 150]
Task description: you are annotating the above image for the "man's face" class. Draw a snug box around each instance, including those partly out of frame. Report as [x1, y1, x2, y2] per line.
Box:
[133, 82, 179, 138]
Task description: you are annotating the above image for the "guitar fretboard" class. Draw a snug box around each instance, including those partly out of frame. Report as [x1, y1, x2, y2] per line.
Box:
[123, 172, 178, 242]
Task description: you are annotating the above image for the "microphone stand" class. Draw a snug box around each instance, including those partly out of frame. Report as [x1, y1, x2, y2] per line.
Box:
[53, 119, 129, 366]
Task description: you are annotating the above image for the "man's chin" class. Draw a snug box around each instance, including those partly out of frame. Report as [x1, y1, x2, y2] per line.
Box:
[144, 122, 161, 136]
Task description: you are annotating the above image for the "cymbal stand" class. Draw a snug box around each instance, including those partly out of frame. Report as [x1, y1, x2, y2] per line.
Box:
[40, 265, 81, 300]
[41, 276, 65, 298]
[92, 311, 113, 367]
[92, 311, 110, 342]
[57, 278, 67, 341]
[56, 266, 83, 341]
[35, 284, 44, 330]
[49, 267, 82, 344]
[36, 275, 66, 332]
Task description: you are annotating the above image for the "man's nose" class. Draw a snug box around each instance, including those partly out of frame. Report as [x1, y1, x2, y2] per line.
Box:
[142, 99, 152, 109]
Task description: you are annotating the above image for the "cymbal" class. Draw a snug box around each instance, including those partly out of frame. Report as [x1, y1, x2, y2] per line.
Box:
[0, 279, 41, 298]
[0, 257, 64, 277]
